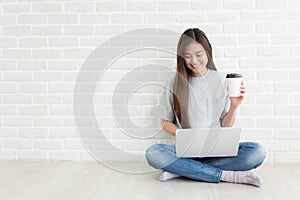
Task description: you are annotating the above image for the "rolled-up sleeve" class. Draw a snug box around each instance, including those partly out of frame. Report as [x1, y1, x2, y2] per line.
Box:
[153, 78, 175, 123]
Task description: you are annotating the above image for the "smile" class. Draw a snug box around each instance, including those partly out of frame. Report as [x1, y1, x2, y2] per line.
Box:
[191, 64, 201, 68]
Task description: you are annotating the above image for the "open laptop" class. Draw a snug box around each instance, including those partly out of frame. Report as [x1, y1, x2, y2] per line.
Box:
[175, 127, 241, 158]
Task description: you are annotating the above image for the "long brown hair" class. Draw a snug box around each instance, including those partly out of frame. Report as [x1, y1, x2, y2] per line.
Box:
[173, 28, 217, 128]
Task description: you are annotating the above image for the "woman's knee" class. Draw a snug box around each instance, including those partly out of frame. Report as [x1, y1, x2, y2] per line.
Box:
[145, 144, 176, 169]
[243, 142, 266, 168]
[145, 144, 165, 169]
[255, 142, 266, 165]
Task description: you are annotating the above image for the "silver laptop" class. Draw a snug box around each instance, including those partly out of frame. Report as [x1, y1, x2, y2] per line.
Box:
[175, 127, 241, 158]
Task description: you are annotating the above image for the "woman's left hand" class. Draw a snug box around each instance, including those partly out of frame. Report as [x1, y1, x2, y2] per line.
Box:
[229, 81, 246, 109]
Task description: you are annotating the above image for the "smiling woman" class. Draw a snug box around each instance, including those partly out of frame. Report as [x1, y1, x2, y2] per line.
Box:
[173, 29, 218, 129]
[145, 28, 266, 187]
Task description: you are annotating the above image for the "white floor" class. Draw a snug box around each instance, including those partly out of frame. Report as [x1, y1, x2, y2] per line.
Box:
[0, 161, 299, 200]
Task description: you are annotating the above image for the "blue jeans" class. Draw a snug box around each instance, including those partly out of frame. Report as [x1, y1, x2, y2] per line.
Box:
[145, 142, 266, 183]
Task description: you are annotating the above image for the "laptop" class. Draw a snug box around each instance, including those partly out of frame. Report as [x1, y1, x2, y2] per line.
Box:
[175, 127, 241, 158]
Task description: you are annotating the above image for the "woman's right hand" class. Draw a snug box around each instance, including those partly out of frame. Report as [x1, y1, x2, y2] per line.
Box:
[162, 120, 179, 137]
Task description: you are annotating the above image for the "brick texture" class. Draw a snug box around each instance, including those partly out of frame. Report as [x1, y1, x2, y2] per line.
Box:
[0, 0, 299, 163]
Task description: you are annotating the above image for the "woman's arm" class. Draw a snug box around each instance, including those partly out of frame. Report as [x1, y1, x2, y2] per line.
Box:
[162, 120, 179, 137]
[222, 81, 246, 127]
[221, 104, 238, 127]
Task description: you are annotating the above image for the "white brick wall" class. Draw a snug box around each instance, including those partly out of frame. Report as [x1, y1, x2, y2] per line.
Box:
[0, 0, 300, 164]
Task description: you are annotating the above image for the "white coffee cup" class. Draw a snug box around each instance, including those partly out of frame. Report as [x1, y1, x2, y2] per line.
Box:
[226, 73, 243, 97]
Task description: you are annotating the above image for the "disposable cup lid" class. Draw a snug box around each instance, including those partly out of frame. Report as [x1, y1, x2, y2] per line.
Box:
[226, 73, 243, 78]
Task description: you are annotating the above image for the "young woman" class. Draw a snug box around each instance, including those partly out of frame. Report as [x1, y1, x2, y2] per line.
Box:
[145, 28, 266, 187]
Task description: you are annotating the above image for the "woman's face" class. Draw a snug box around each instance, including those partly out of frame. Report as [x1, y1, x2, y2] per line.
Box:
[183, 41, 208, 77]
